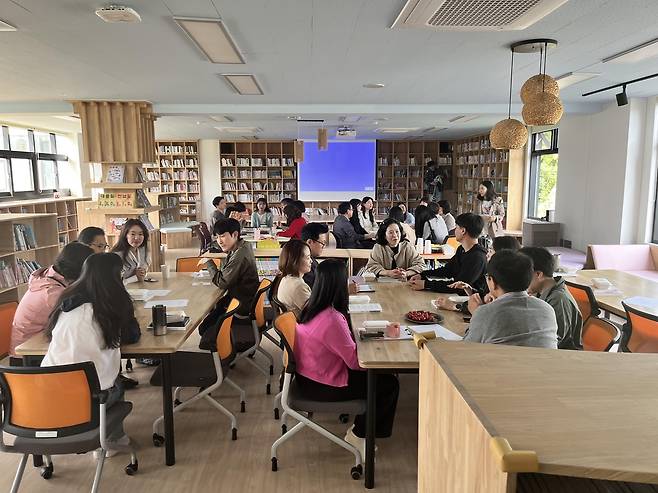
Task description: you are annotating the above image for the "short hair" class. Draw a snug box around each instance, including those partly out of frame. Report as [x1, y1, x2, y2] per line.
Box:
[438, 200, 451, 214]
[53, 242, 94, 281]
[428, 202, 440, 216]
[233, 201, 247, 213]
[420, 195, 431, 203]
[213, 217, 241, 236]
[376, 218, 405, 246]
[455, 213, 484, 238]
[492, 236, 521, 253]
[388, 205, 405, 223]
[78, 226, 105, 245]
[519, 246, 554, 277]
[301, 222, 329, 242]
[278, 240, 310, 277]
[212, 196, 224, 207]
[487, 250, 533, 293]
[337, 202, 351, 215]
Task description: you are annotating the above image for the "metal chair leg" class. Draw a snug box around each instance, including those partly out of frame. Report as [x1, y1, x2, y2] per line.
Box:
[10, 454, 28, 493]
[91, 451, 106, 493]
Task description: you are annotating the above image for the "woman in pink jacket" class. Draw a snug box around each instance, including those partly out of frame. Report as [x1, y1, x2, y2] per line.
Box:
[294, 259, 399, 459]
[9, 242, 93, 362]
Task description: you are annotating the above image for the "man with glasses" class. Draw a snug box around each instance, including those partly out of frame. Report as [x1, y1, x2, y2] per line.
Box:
[78, 226, 109, 253]
[301, 222, 329, 288]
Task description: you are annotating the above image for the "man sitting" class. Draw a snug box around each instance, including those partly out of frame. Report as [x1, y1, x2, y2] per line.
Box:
[301, 222, 329, 288]
[332, 202, 367, 248]
[408, 213, 487, 293]
[464, 250, 558, 348]
[520, 246, 583, 350]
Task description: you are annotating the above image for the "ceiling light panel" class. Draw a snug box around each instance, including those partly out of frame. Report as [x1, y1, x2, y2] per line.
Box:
[603, 38, 658, 64]
[375, 128, 421, 134]
[214, 126, 262, 134]
[174, 17, 244, 64]
[209, 115, 234, 122]
[555, 72, 600, 88]
[0, 19, 17, 31]
[221, 74, 264, 95]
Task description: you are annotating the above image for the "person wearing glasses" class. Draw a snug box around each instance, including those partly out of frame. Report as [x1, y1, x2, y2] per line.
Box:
[78, 226, 109, 253]
[301, 222, 329, 288]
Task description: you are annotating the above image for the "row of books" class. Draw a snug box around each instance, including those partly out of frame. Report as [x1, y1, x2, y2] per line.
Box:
[180, 194, 199, 202]
[173, 183, 199, 193]
[221, 157, 295, 167]
[455, 138, 491, 153]
[13, 224, 37, 251]
[456, 151, 510, 165]
[160, 196, 178, 209]
[158, 145, 197, 154]
[457, 166, 504, 178]
[0, 260, 18, 289]
[158, 158, 198, 168]
[15, 258, 42, 284]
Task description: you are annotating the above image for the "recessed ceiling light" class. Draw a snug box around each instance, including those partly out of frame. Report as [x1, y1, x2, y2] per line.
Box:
[174, 17, 244, 64]
[555, 72, 600, 88]
[0, 19, 17, 31]
[375, 127, 420, 134]
[209, 115, 234, 122]
[214, 126, 262, 134]
[196, 121, 201, 125]
[363, 83, 385, 89]
[220, 74, 264, 95]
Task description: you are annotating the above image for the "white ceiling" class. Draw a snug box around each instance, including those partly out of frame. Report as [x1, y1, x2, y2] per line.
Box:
[2, 0, 658, 139]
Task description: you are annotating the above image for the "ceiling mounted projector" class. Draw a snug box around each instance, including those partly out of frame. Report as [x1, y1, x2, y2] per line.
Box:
[336, 127, 357, 138]
[95, 5, 142, 23]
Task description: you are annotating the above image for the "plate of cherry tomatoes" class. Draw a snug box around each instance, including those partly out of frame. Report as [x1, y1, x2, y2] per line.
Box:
[405, 310, 444, 324]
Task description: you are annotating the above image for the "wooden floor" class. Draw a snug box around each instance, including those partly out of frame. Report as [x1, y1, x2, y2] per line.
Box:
[0, 248, 420, 492]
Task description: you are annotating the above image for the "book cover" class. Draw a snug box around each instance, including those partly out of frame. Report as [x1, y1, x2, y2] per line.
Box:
[105, 164, 125, 183]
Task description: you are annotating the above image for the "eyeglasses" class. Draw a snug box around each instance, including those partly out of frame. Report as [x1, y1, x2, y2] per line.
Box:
[91, 243, 109, 250]
[312, 239, 326, 248]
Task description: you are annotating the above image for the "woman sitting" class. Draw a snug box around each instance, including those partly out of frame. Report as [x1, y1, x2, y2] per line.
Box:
[388, 205, 416, 245]
[366, 218, 425, 280]
[438, 200, 456, 236]
[276, 240, 313, 318]
[251, 197, 274, 229]
[111, 218, 150, 282]
[294, 259, 400, 458]
[277, 203, 307, 239]
[415, 202, 449, 244]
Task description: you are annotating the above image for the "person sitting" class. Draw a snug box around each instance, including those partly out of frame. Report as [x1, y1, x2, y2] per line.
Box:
[276, 240, 313, 318]
[78, 226, 109, 253]
[366, 218, 425, 280]
[438, 200, 456, 235]
[397, 202, 415, 226]
[276, 203, 308, 240]
[293, 199, 309, 220]
[520, 246, 583, 350]
[111, 218, 150, 283]
[210, 196, 227, 229]
[250, 197, 274, 229]
[349, 198, 375, 248]
[388, 205, 416, 245]
[333, 202, 372, 249]
[358, 196, 378, 234]
[294, 259, 399, 459]
[42, 253, 141, 456]
[464, 250, 558, 348]
[409, 213, 487, 293]
[9, 242, 93, 363]
[488, 235, 520, 260]
[301, 222, 329, 288]
[416, 202, 448, 244]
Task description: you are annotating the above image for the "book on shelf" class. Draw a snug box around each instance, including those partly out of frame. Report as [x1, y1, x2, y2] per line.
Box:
[139, 214, 155, 231]
[136, 167, 147, 183]
[135, 189, 152, 208]
[15, 258, 42, 284]
[105, 164, 125, 183]
[0, 260, 18, 289]
[13, 224, 37, 250]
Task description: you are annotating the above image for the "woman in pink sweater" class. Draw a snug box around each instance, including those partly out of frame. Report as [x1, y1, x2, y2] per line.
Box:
[294, 259, 399, 457]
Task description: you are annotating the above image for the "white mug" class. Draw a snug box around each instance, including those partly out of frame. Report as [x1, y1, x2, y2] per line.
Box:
[160, 264, 170, 280]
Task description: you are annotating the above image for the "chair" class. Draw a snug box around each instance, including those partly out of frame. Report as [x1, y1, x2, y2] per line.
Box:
[270, 312, 365, 480]
[565, 281, 601, 322]
[0, 362, 138, 493]
[269, 278, 287, 420]
[581, 318, 619, 352]
[150, 298, 244, 443]
[620, 302, 658, 353]
[445, 237, 460, 250]
[326, 231, 337, 249]
[0, 301, 18, 359]
[175, 256, 221, 273]
[257, 238, 281, 249]
[330, 231, 343, 249]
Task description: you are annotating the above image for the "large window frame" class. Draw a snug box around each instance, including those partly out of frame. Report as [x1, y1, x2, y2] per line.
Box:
[527, 128, 559, 219]
[0, 125, 68, 199]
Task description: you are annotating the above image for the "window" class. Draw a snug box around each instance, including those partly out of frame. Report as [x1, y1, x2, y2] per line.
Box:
[527, 129, 559, 219]
[0, 158, 10, 193]
[11, 158, 35, 192]
[38, 160, 58, 190]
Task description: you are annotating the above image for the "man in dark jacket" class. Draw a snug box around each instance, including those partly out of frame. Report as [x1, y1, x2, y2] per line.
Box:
[409, 212, 487, 294]
[332, 202, 366, 249]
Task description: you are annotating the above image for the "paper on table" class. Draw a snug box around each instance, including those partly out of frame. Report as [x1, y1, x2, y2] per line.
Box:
[349, 295, 371, 304]
[349, 303, 383, 313]
[377, 277, 403, 283]
[127, 289, 154, 302]
[123, 275, 139, 285]
[358, 284, 375, 293]
[407, 324, 463, 341]
[591, 287, 623, 296]
[148, 290, 171, 297]
[144, 299, 189, 309]
[624, 296, 658, 312]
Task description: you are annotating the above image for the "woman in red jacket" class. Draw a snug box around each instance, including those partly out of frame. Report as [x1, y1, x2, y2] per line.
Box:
[277, 203, 307, 240]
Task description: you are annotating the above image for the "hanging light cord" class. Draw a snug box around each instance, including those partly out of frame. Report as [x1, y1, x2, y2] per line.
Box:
[507, 49, 515, 119]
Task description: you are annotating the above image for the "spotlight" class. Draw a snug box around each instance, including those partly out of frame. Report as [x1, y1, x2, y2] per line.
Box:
[616, 85, 628, 106]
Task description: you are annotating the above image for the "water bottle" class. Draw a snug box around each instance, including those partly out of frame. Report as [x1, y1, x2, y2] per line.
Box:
[152, 305, 167, 336]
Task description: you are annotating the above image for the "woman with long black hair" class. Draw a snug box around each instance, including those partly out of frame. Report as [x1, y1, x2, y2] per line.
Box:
[349, 198, 375, 248]
[358, 196, 378, 234]
[111, 218, 150, 281]
[477, 180, 505, 238]
[276, 203, 307, 239]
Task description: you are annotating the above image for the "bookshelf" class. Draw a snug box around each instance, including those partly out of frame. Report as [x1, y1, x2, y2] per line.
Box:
[146, 192, 181, 228]
[219, 141, 297, 210]
[0, 213, 59, 303]
[0, 197, 91, 247]
[146, 140, 200, 220]
[453, 133, 524, 230]
[375, 140, 453, 215]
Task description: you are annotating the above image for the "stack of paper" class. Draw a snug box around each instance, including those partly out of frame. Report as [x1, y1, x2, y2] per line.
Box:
[349, 295, 371, 304]
[406, 324, 463, 341]
[349, 303, 382, 313]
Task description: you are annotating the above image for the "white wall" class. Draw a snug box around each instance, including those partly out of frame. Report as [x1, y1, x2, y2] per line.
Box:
[199, 139, 220, 225]
[56, 132, 89, 198]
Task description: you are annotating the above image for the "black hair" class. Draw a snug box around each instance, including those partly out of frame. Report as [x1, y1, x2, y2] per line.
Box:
[349, 198, 366, 233]
[283, 204, 302, 226]
[361, 196, 375, 224]
[337, 202, 351, 215]
[281, 197, 294, 207]
[438, 200, 451, 214]
[455, 213, 484, 238]
[111, 219, 149, 258]
[225, 205, 240, 218]
[214, 217, 241, 236]
[78, 226, 105, 246]
[298, 259, 349, 325]
[293, 200, 306, 214]
[478, 180, 496, 201]
[256, 197, 271, 213]
[46, 253, 135, 349]
[396, 202, 406, 209]
[376, 218, 405, 246]
[301, 222, 329, 242]
[233, 201, 247, 213]
[428, 202, 440, 216]
[519, 246, 554, 277]
[420, 195, 431, 204]
[52, 242, 94, 282]
[212, 196, 225, 207]
[414, 205, 432, 239]
[493, 236, 521, 253]
[388, 205, 405, 223]
[487, 250, 533, 293]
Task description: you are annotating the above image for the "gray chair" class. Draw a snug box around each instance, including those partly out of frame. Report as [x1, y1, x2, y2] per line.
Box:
[270, 313, 366, 480]
[0, 362, 137, 493]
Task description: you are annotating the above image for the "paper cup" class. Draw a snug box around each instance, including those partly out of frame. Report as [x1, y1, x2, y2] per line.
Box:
[160, 264, 170, 280]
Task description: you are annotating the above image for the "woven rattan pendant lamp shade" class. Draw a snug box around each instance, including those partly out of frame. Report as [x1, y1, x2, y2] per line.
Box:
[520, 74, 559, 103]
[522, 92, 564, 125]
[490, 47, 528, 150]
[519, 39, 563, 126]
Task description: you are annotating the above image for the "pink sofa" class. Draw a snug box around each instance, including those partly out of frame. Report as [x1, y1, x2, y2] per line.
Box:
[586, 244, 658, 281]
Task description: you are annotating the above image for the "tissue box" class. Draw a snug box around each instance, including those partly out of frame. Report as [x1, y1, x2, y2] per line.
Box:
[591, 278, 612, 290]
[362, 320, 389, 333]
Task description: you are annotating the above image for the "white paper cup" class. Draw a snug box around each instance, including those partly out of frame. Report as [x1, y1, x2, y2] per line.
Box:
[160, 264, 170, 280]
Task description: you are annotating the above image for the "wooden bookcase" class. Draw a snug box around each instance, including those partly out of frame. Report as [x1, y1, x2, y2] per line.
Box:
[453, 133, 524, 230]
[146, 191, 181, 228]
[219, 140, 297, 210]
[0, 213, 59, 303]
[0, 197, 90, 247]
[146, 140, 200, 220]
[375, 140, 453, 215]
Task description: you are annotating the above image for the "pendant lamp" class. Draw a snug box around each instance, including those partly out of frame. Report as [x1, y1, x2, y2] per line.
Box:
[490, 47, 528, 150]
[317, 127, 328, 150]
[518, 39, 563, 126]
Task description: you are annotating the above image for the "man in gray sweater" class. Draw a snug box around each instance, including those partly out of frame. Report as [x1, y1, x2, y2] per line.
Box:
[464, 250, 558, 348]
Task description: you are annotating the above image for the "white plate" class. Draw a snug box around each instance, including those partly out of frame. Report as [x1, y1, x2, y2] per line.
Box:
[448, 295, 469, 303]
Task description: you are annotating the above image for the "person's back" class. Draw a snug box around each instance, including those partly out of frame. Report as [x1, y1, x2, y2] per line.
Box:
[333, 214, 359, 248]
[541, 279, 582, 349]
[423, 215, 448, 243]
[216, 238, 259, 315]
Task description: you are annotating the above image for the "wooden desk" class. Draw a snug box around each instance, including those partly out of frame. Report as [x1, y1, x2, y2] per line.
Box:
[349, 280, 467, 488]
[15, 272, 223, 466]
[418, 340, 658, 492]
[204, 248, 355, 273]
[573, 269, 658, 318]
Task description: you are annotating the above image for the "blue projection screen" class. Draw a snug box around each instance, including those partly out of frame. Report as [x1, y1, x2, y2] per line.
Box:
[298, 141, 376, 201]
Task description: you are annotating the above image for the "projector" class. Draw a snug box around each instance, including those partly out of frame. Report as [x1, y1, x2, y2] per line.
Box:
[336, 127, 357, 139]
[95, 5, 142, 23]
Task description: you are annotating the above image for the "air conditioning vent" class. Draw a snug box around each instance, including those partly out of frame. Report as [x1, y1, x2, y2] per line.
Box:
[392, 0, 569, 31]
[95, 5, 142, 23]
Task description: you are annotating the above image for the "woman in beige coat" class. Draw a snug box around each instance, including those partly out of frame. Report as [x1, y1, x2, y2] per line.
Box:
[366, 218, 426, 280]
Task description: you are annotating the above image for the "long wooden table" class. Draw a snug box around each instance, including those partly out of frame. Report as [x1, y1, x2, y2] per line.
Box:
[349, 280, 467, 488]
[15, 272, 223, 466]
